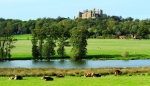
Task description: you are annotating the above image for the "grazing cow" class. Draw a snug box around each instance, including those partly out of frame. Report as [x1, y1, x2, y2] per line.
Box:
[114, 70, 122, 76]
[9, 76, 15, 80]
[119, 36, 125, 39]
[92, 73, 101, 77]
[84, 73, 101, 77]
[84, 73, 93, 77]
[41, 76, 53, 81]
[9, 75, 23, 80]
[56, 74, 64, 78]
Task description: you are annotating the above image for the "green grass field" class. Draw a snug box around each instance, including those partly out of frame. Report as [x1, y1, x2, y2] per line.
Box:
[0, 75, 150, 86]
[11, 34, 150, 60]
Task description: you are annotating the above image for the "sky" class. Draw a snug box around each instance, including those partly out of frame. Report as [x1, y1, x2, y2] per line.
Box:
[0, 0, 150, 21]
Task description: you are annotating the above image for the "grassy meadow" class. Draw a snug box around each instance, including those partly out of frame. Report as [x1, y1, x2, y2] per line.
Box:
[0, 75, 150, 86]
[11, 34, 150, 60]
[1, 67, 150, 86]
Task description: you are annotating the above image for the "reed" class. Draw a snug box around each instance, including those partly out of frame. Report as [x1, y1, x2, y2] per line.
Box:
[1, 67, 150, 77]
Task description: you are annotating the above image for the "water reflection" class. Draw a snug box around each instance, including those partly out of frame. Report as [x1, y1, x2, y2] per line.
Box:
[0, 60, 150, 68]
[70, 60, 86, 66]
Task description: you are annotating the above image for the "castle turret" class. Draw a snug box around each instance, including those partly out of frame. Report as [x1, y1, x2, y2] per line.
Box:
[78, 11, 82, 18]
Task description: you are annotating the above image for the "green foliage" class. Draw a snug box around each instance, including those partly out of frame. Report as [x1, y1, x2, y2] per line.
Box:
[122, 51, 129, 57]
[70, 47, 80, 60]
[31, 37, 39, 60]
[0, 16, 150, 39]
[0, 27, 16, 60]
[57, 38, 66, 58]
[70, 27, 88, 60]
[42, 38, 56, 60]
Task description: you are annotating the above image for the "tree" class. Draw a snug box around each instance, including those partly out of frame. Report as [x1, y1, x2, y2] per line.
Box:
[43, 38, 56, 61]
[0, 27, 17, 61]
[57, 37, 66, 59]
[56, 24, 68, 59]
[32, 29, 46, 60]
[42, 25, 58, 61]
[70, 26, 88, 61]
[31, 36, 39, 60]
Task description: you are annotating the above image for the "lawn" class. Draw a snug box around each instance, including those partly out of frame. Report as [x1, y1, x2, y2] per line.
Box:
[0, 75, 150, 86]
[11, 34, 150, 59]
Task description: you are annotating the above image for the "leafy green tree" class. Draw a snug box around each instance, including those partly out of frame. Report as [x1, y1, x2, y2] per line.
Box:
[43, 38, 56, 61]
[57, 38, 66, 59]
[32, 29, 46, 60]
[42, 25, 58, 61]
[56, 23, 69, 59]
[31, 36, 39, 60]
[70, 26, 88, 61]
[0, 27, 16, 61]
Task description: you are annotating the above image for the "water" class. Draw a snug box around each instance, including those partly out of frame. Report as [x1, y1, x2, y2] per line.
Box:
[0, 60, 150, 68]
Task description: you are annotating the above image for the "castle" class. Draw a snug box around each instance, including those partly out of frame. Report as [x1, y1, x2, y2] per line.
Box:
[77, 8, 103, 19]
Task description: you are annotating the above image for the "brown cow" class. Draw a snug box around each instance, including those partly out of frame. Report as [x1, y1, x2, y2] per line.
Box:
[84, 73, 93, 77]
[41, 76, 53, 81]
[56, 74, 64, 78]
[114, 70, 122, 76]
[9, 75, 23, 80]
[119, 36, 125, 39]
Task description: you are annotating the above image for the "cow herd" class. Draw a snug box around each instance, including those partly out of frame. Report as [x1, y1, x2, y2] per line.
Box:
[9, 75, 23, 80]
[9, 70, 121, 81]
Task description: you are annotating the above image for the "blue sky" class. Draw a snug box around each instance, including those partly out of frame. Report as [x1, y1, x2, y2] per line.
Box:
[0, 0, 149, 21]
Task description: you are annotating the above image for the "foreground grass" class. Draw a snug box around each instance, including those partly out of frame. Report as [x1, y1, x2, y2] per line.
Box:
[0, 75, 150, 86]
[1, 67, 150, 86]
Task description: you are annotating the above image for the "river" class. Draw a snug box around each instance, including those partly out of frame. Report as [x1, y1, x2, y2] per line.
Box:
[0, 60, 150, 68]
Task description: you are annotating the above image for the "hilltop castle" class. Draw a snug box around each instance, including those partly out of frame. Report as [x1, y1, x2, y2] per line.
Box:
[76, 8, 103, 19]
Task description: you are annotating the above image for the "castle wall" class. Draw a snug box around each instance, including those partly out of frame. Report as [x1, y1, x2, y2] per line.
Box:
[77, 8, 103, 19]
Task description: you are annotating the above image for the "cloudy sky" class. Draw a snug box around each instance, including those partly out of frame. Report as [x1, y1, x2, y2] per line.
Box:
[0, 0, 149, 20]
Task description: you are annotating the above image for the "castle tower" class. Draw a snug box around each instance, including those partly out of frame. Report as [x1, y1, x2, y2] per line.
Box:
[99, 9, 103, 16]
[90, 10, 92, 17]
[78, 11, 82, 18]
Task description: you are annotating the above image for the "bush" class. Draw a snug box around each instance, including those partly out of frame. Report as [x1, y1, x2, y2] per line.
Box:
[122, 51, 129, 57]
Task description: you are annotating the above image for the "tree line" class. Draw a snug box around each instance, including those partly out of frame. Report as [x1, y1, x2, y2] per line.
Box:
[0, 16, 150, 39]
[0, 15, 150, 61]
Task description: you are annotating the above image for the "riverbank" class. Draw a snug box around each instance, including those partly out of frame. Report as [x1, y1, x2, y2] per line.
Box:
[0, 67, 150, 77]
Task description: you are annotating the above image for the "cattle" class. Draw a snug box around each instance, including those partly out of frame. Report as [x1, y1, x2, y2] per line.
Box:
[41, 76, 53, 81]
[119, 36, 125, 39]
[84, 73, 93, 77]
[92, 73, 101, 77]
[56, 74, 64, 78]
[84, 73, 101, 77]
[114, 70, 122, 76]
[9, 75, 23, 80]
[9, 76, 15, 80]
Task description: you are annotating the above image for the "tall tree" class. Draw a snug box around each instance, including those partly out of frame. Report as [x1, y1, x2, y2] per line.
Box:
[32, 29, 46, 60]
[43, 38, 56, 61]
[0, 27, 16, 61]
[42, 25, 58, 60]
[31, 36, 39, 60]
[70, 26, 88, 61]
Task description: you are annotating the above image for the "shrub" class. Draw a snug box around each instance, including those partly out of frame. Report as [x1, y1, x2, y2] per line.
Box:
[122, 51, 129, 57]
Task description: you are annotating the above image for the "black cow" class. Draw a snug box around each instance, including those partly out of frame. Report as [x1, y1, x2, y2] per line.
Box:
[9, 75, 23, 80]
[41, 76, 53, 81]
[93, 73, 101, 77]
